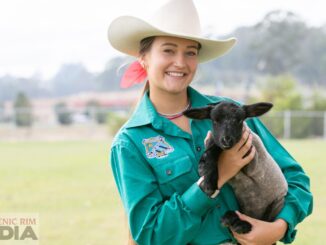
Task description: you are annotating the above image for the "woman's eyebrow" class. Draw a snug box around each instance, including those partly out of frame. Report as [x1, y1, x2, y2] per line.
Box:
[187, 45, 200, 50]
[161, 43, 177, 47]
[161, 43, 199, 49]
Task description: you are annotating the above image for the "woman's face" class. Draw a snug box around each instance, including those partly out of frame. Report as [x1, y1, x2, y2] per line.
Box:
[140, 36, 199, 95]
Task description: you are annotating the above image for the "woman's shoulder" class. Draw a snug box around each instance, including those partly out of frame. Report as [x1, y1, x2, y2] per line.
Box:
[111, 127, 129, 149]
[110, 121, 150, 151]
[110, 112, 144, 147]
[203, 93, 243, 105]
[111, 121, 141, 150]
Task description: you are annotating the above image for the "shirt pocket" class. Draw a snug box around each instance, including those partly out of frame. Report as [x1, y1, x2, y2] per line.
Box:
[152, 155, 197, 196]
[155, 155, 193, 184]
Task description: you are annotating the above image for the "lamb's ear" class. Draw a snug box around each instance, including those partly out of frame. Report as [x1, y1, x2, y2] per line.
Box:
[183, 106, 212, 120]
[243, 102, 273, 118]
[207, 101, 221, 106]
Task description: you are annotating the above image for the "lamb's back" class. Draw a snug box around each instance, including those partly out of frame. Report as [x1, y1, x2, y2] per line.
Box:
[228, 132, 288, 220]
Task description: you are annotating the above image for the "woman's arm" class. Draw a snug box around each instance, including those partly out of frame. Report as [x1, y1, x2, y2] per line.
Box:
[110, 137, 220, 245]
[231, 211, 288, 245]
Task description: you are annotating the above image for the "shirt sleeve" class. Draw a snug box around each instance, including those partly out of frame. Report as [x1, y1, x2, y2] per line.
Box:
[110, 137, 219, 245]
[247, 118, 313, 244]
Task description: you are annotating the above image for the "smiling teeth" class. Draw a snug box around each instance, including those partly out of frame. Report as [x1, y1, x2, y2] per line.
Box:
[167, 72, 184, 77]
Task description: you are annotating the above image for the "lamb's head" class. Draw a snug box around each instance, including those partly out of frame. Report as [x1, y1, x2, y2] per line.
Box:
[183, 101, 273, 149]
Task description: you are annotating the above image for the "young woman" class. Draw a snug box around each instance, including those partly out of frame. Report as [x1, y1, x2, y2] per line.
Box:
[108, 0, 313, 244]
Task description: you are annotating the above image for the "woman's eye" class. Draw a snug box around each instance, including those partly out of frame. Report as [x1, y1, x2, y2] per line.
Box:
[187, 51, 197, 56]
[164, 49, 174, 54]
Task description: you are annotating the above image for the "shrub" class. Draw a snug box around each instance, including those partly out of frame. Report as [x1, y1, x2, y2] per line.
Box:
[14, 92, 33, 127]
[85, 100, 108, 124]
[106, 112, 129, 136]
[54, 102, 72, 125]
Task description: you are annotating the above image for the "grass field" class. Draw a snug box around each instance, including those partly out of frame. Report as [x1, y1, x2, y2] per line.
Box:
[0, 139, 325, 244]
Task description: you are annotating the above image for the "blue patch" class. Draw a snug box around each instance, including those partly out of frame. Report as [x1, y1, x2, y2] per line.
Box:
[142, 135, 174, 159]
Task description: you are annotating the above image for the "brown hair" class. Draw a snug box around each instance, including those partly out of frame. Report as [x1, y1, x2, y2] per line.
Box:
[138, 36, 155, 97]
[126, 37, 156, 245]
[139, 36, 156, 56]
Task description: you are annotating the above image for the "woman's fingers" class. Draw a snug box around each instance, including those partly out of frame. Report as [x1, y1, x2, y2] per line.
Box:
[236, 211, 254, 222]
[236, 126, 251, 152]
[204, 131, 212, 147]
[236, 125, 255, 163]
[232, 232, 247, 245]
[244, 145, 256, 161]
[233, 126, 251, 152]
[238, 133, 252, 156]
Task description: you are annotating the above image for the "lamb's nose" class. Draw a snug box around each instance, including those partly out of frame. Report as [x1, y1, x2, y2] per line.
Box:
[221, 136, 233, 148]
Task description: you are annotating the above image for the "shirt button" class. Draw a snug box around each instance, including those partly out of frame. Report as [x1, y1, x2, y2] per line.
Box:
[166, 169, 172, 175]
[196, 146, 201, 152]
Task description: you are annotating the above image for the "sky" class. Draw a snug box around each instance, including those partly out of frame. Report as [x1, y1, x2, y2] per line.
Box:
[0, 0, 325, 80]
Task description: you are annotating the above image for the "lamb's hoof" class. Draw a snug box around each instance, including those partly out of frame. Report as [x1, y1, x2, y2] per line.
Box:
[231, 220, 252, 234]
[221, 210, 239, 227]
[199, 175, 217, 195]
[221, 211, 252, 234]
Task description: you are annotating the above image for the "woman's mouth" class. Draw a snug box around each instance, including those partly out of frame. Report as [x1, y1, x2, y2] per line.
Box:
[165, 71, 186, 77]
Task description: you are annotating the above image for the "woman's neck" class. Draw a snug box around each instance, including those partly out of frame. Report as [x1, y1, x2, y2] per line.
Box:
[149, 88, 189, 115]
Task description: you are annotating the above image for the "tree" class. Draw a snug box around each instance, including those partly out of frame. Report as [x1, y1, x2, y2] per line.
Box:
[51, 63, 95, 96]
[257, 74, 303, 111]
[13, 92, 33, 127]
[54, 102, 72, 125]
[252, 10, 307, 75]
[0, 102, 4, 122]
[310, 90, 326, 110]
[295, 27, 326, 86]
[85, 100, 107, 124]
[254, 74, 309, 138]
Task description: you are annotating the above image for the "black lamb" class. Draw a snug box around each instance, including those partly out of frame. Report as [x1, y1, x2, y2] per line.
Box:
[183, 101, 288, 234]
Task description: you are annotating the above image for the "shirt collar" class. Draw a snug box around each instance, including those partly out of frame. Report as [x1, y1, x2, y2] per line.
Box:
[124, 86, 223, 129]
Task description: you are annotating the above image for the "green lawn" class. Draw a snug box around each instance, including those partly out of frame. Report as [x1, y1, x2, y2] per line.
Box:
[0, 140, 127, 245]
[278, 140, 326, 244]
[0, 139, 325, 244]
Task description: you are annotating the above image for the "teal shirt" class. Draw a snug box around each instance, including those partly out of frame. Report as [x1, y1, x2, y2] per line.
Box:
[110, 87, 313, 245]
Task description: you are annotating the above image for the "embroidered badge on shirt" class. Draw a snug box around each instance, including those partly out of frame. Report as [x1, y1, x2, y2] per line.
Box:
[142, 135, 174, 159]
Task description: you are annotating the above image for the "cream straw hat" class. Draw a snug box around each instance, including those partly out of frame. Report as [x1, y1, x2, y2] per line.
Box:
[108, 0, 236, 63]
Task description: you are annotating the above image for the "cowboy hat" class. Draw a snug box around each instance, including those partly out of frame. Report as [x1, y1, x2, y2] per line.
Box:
[108, 0, 236, 63]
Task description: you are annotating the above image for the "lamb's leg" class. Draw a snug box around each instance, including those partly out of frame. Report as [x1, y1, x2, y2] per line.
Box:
[221, 211, 252, 234]
[198, 139, 221, 194]
[262, 196, 285, 222]
[198, 155, 218, 194]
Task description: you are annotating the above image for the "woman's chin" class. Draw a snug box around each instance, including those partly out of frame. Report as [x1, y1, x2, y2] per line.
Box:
[163, 78, 190, 93]
[164, 84, 188, 94]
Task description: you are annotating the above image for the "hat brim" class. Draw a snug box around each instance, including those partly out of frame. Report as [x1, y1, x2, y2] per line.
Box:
[108, 16, 236, 63]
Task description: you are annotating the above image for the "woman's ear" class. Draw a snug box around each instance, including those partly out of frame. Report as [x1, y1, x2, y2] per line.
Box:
[138, 57, 145, 69]
[183, 106, 212, 120]
[138, 54, 149, 70]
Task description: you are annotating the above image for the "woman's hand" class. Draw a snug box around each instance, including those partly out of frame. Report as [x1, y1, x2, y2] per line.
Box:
[232, 211, 288, 245]
[215, 125, 255, 189]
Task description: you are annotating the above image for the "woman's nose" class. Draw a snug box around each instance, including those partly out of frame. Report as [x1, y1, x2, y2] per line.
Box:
[173, 53, 186, 68]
